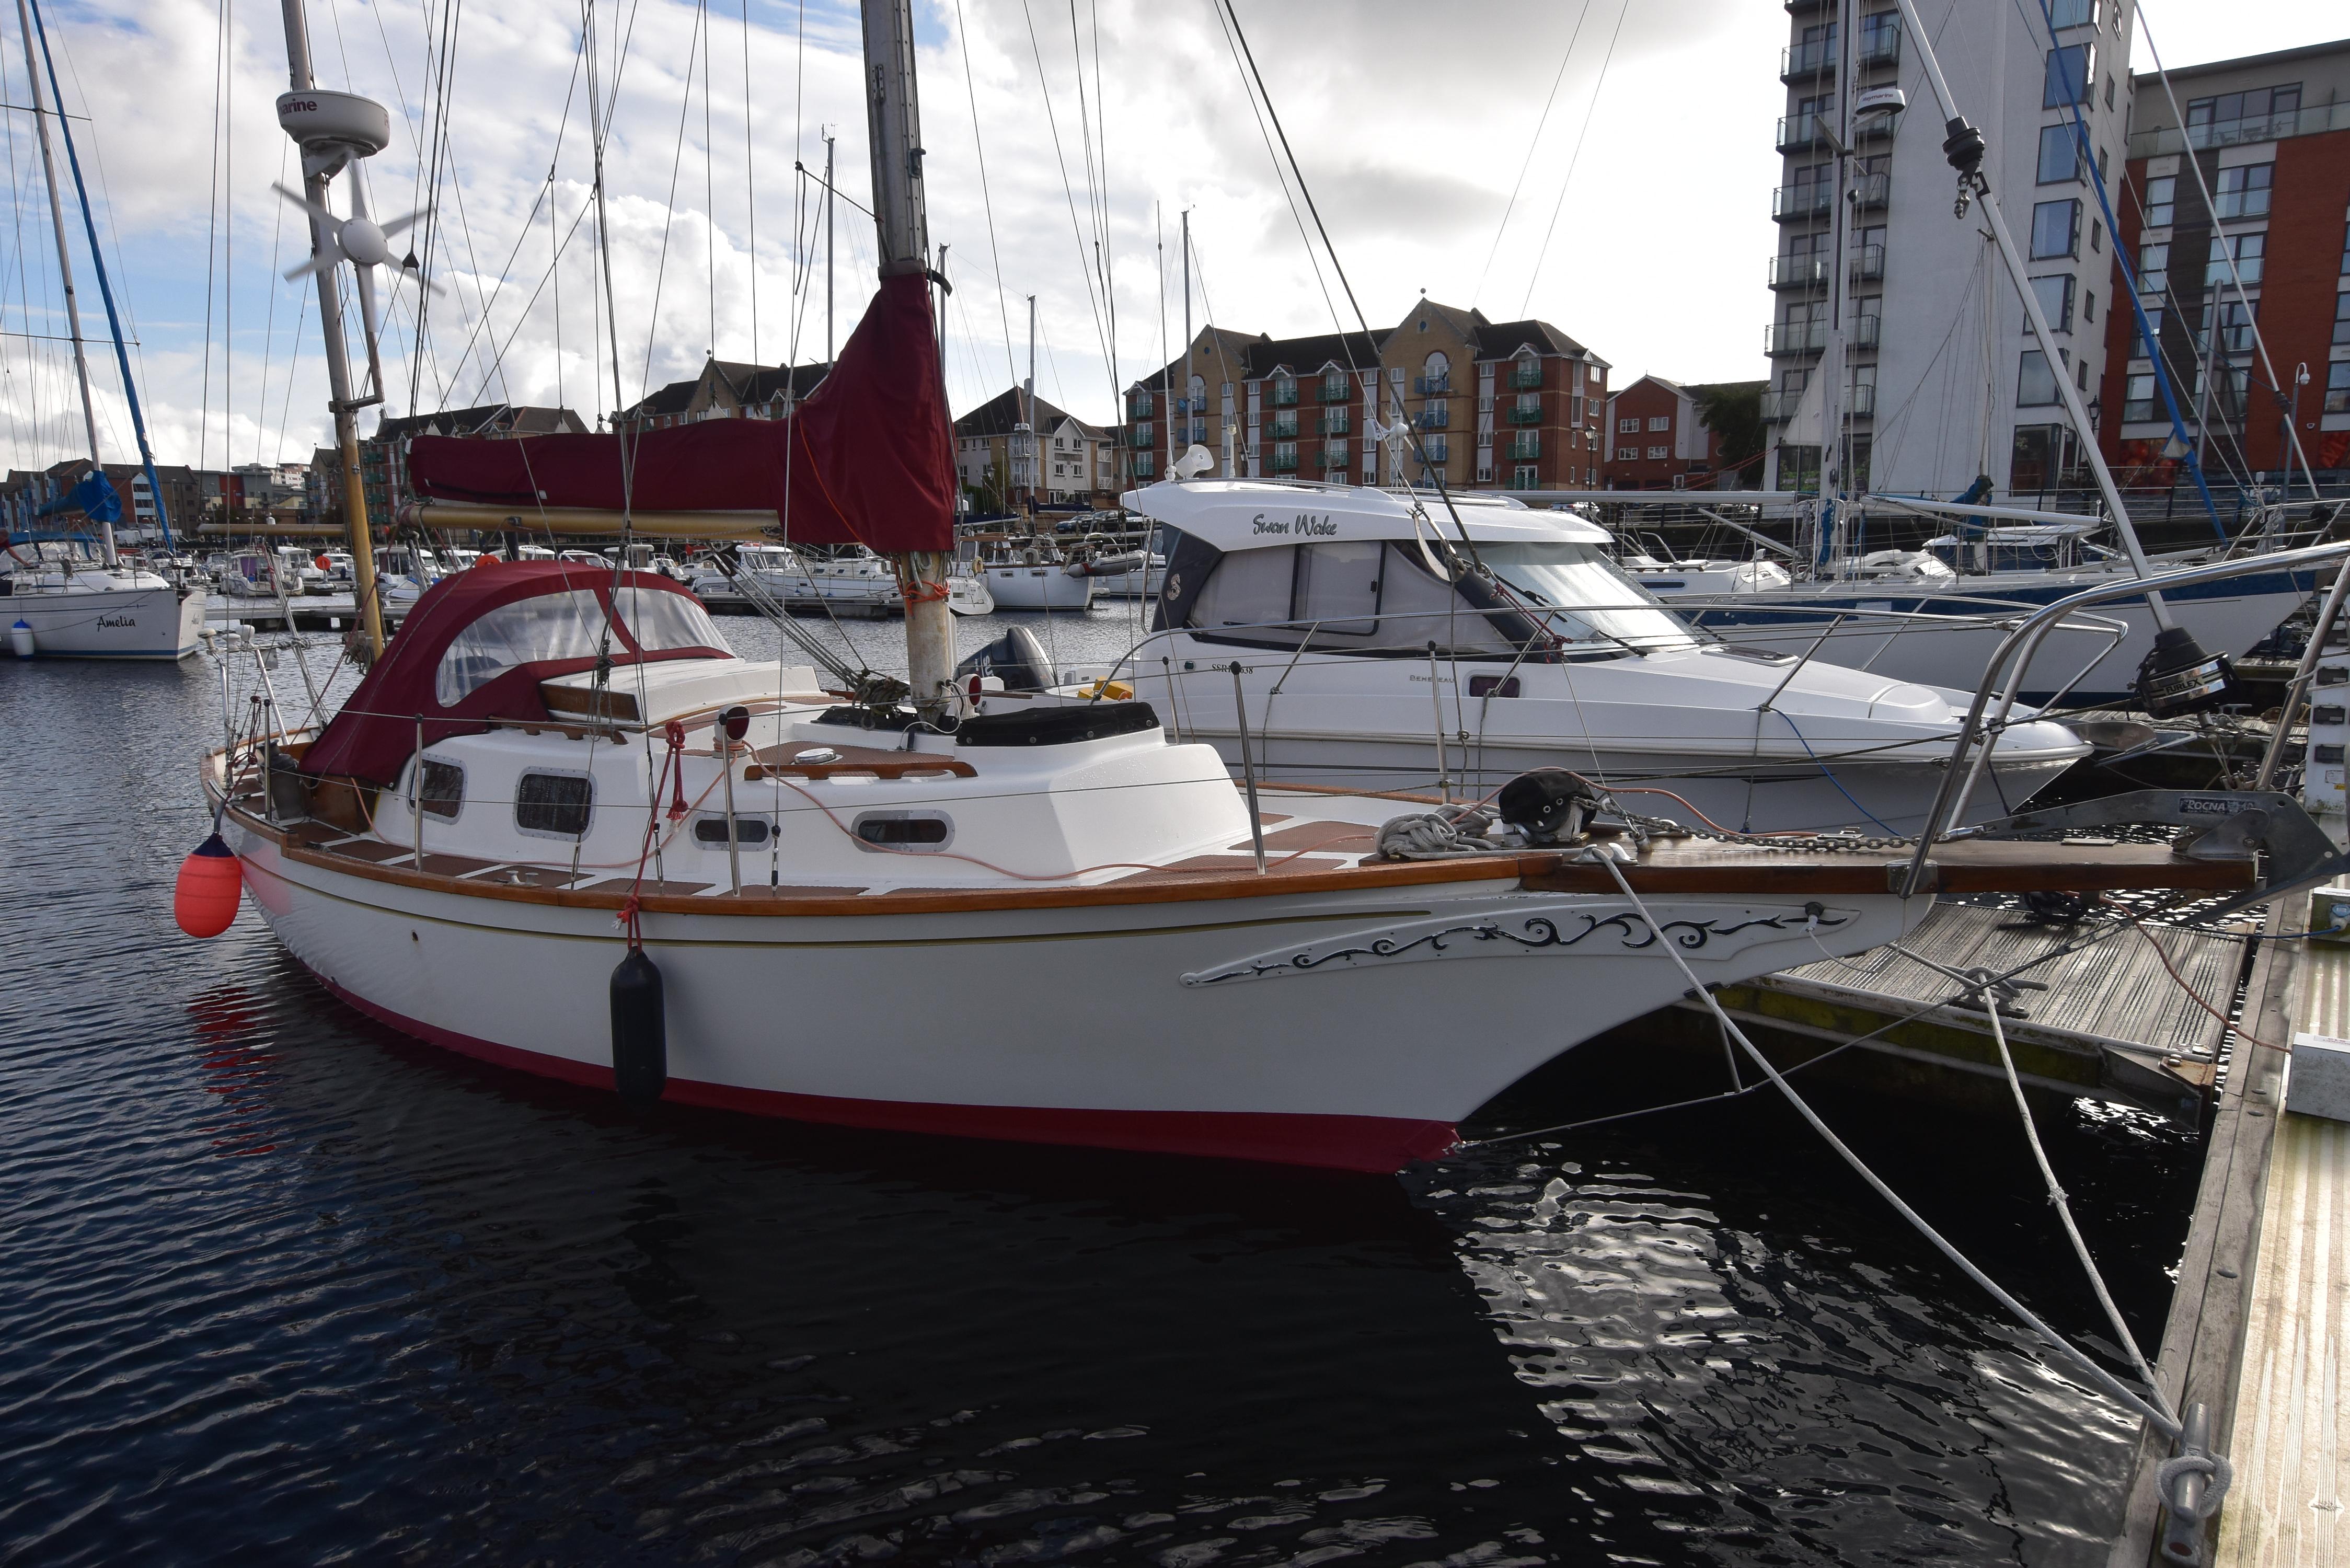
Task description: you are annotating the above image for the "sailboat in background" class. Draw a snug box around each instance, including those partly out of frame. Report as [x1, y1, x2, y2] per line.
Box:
[0, 0, 204, 660]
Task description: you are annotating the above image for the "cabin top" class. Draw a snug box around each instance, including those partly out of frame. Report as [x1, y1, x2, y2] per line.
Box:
[1125, 480, 1610, 554]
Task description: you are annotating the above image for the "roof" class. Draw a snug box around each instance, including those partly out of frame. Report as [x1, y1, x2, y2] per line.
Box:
[618, 360, 832, 423]
[1471, 318, 1602, 365]
[2130, 37, 2350, 86]
[1122, 478, 1609, 552]
[1126, 326, 1268, 397]
[955, 385, 1073, 439]
[375, 404, 587, 443]
[1243, 330, 1385, 379]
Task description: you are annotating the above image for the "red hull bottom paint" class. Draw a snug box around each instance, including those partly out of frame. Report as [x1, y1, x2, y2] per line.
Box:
[309, 971, 1458, 1174]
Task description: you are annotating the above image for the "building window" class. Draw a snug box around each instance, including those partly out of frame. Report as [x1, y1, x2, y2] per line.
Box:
[2206, 232, 2265, 288]
[2030, 199, 2080, 259]
[2018, 350, 2061, 407]
[2031, 273, 2076, 331]
[1512, 465, 1539, 489]
[2187, 83, 2301, 146]
[2010, 424, 2082, 492]
[1646, 415, 1669, 432]
[1646, 445, 1667, 460]
[2204, 298, 2257, 353]
[2326, 361, 2350, 414]
[2334, 290, 2350, 345]
[1618, 417, 1639, 433]
[2122, 372, 2157, 423]
[2214, 163, 2274, 221]
[1614, 446, 1640, 462]
[2036, 124, 2081, 185]
[2042, 43, 2092, 110]
[2047, 0, 2095, 26]
[2138, 242, 2169, 294]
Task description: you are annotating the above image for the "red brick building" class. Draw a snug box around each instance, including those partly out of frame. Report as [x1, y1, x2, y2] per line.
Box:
[1602, 376, 1766, 489]
[2097, 40, 2350, 485]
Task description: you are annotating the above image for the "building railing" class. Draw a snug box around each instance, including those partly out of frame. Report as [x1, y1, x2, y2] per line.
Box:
[1269, 452, 1298, 473]
[1772, 182, 1834, 221]
[1420, 439, 1449, 462]
[1507, 434, 1540, 460]
[1132, 454, 1156, 477]
[1270, 383, 1299, 407]
[1128, 424, 1155, 447]
[1264, 416, 1299, 439]
[1853, 171, 1890, 210]
[1128, 395, 1153, 418]
[1322, 445, 1350, 467]
[1758, 383, 1875, 421]
[1857, 28, 1900, 68]
[2127, 99, 2350, 159]
[1319, 379, 1351, 403]
[1780, 40, 1836, 80]
[1777, 112, 1829, 150]
[1769, 252, 1830, 289]
[1510, 364, 1543, 390]
[1764, 314, 1879, 355]
[1414, 408, 1450, 431]
[1506, 471, 1542, 490]
[1851, 243, 1885, 281]
[1318, 412, 1351, 435]
[1505, 403, 1544, 426]
[1413, 373, 1451, 395]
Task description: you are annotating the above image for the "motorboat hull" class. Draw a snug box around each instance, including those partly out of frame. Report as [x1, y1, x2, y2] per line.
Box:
[3, 582, 206, 659]
[984, 563, 1094, 610]
[1674, 568, 2317, 706]
[226, 823, 1912, 1172]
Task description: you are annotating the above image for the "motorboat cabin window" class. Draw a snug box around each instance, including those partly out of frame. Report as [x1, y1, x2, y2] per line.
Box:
[515, 770, 594, 837]
[1188, 544, 1294, 635]
[692, 813, 771, 847]
[1474, 543, 1695, 653]
[1291, 541, 1381, 635]
[414, 758, 465, 821]
[614, 585, 726, 653]
[435, 588, 606, 705]
[852, 810, 952, 851]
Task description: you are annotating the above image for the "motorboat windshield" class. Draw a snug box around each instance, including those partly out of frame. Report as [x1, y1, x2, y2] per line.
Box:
[1477, 542, 1695, 653]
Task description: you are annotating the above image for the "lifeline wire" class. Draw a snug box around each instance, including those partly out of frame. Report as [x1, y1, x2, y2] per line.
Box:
[1596, 855, 2183, 1442]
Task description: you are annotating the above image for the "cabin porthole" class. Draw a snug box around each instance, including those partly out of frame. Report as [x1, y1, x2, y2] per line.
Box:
[850, 810, 953, 852]
[515, 769, 595, 838]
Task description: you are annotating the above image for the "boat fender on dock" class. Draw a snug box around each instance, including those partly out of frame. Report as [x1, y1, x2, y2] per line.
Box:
[173, 834, 243, 937]
[8, 619, 33, 658]
[609, 949, 667, 1108]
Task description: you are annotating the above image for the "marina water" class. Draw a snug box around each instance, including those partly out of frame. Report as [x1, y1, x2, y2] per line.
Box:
[2, 612, 2204, 1565]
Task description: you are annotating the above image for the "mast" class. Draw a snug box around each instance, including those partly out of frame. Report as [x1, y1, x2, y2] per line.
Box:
[274, 0, 385, 658]
[1182, 208, 1191, 474]
[1814, 0, 1854, 578]
[1022, 293, 1035, 512]
[13, 0, 108, 564]
[859, 0, 954, 719]
[823, 130, 835, 368]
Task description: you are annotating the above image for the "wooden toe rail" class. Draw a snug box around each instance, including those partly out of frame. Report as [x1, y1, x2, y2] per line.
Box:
[743, 741, 978, 782]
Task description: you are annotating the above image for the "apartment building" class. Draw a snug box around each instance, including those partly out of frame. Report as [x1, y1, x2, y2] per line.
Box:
[1765, 0, 2134, 499]
[1602, 377, 1768, 489]
[2096, 39, 2350, 485]
[0, 461, 205, 543]
[1120, 305, 1606, 491]
[953, 388, 1116, 511]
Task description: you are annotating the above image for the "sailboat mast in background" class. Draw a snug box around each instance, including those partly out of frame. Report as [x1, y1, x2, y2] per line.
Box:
[13, 0, 110, 565]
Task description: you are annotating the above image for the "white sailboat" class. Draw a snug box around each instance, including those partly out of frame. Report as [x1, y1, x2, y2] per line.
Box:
[0, 0, 204, 662]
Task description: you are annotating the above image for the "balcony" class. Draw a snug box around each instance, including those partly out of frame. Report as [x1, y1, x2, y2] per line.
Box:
[1765, 314, 1879, 355]
[1264, 416, 1299, 439]
[1128, 424, 1155, 447]
[1850, 243, 1884, 281]
[1414, 408, 1450, 431]
[1510, 364, 1543, 390]
[1413, 373, 1452, 396]
[1853, 172, 1890, 211]
[1780, 40, 1837, 82]
[2128, 99, 2350, 159]
[1849, 383, 1876, 417]
[1777, 112, 1830, 151]
[1772, 182, 1834, 221]
[1759, 384, 1874, 421]
[1857, 27, 1900, 69]
[1322, 445, 1350, 468]
[1270, 382, 1299, 407]
[1318, 412, 1351, 435]
[1769, 252, 1830, 289]
[1507, 434, 1540, 460]
[1505, 403, 1543, 426]
[1132, 454, 1156, 477]
[1420, 439, 1450, 463]
[1269, 451, 1298, 473]
[1128, 394, 1154, 418]
[1319, 378, 1351, 403]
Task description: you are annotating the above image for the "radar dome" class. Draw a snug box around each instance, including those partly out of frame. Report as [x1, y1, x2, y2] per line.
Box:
[275, 89, 389, 156]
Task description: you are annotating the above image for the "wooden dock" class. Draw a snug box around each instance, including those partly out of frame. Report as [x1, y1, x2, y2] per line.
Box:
[1697, 901, 2242, 1121]
[2106, 901, 2350, 1565]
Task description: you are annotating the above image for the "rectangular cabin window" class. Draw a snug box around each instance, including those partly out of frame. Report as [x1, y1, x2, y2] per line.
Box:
[692, 814, 771, 847]
[1188, 546, 1295, 635]
[852, 811, 952, 851]
[416, 758, 464, 821]
[1291, 541, 1382, 636]
[515, 770, 594, 837]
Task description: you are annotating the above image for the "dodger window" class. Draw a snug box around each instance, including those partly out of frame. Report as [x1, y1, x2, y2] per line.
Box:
[615, 584, 728, 654]
[435, 589, 606, 706]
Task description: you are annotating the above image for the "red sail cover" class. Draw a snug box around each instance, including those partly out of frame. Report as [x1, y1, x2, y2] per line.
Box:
[404, 272, 954, 553]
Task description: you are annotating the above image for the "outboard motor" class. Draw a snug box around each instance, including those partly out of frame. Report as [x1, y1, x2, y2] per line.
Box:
[954, 624, 1051, 693]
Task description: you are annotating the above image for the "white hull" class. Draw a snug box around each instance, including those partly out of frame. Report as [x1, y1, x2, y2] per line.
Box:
[984, 563, 1094, 610]
[227, 817, 1913, 1170]
[947, 574, 995, 615]
[1089, 564, 1165, 598]
[1668, 568, 2316, 704]
[4, 581, 206, 659]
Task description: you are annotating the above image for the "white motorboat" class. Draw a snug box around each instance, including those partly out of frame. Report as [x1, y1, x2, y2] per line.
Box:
[2, 554, 205, 659]
[688, 542, 902, 616]
[1063, 480, 2089, 836]
[222, 548, 295, 598]
[981, 543, 1093, 610]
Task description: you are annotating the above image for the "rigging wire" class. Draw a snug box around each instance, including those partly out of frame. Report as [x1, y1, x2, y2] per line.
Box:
[950, 0, 1017, 389]
[1517, 0, 1626, 318]
[636, 0, 710, 405]
[740, 0, 755, 363]
[1015, 0, 1115, 397]
[1469, 0, 1592, 311]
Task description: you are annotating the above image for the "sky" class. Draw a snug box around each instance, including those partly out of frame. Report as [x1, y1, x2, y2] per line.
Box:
[0, 0, 2339, 477]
